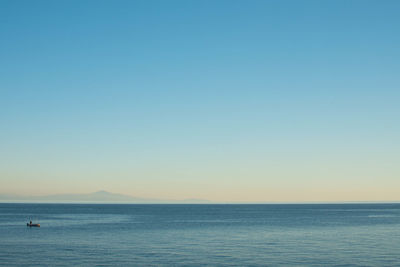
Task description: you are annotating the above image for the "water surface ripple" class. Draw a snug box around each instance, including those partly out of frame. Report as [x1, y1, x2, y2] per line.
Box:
[1, 204, 399, 266]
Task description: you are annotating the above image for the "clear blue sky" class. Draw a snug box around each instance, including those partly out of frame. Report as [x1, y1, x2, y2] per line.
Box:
[1, 0, 399, 202]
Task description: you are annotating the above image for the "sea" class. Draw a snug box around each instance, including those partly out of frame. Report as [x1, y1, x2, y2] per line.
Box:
[0, 203, 399, 266]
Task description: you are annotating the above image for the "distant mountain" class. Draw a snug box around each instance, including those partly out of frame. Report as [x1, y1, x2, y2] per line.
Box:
[0, 191, 210, 204]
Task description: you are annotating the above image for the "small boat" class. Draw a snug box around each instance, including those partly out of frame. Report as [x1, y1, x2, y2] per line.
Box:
[27, 222, 40, 227]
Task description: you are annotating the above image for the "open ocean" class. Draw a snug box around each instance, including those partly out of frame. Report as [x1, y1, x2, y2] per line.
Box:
[0, 203, 399, 266]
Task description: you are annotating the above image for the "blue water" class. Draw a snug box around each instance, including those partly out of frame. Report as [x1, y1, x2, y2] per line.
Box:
[1, 204, 400, 266]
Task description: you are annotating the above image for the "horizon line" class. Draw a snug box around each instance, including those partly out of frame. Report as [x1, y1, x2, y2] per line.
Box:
[1, 200, 400, 205]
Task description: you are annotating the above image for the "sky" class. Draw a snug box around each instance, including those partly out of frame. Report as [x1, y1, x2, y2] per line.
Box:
[1, 0, 399, 202]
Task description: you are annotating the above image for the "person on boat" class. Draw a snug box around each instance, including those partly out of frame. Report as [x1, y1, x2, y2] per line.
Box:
[29, 220, 32, 226]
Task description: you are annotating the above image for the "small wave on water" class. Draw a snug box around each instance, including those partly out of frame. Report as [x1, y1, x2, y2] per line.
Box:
[368, 214, 397, 218]
[39, 213, 133, 227]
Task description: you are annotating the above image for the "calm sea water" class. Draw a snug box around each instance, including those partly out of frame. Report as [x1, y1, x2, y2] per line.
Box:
[0, 203, 399, 266]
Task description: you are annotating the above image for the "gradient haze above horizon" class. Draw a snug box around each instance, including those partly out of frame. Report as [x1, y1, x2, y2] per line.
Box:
[1, 0, 399, 202]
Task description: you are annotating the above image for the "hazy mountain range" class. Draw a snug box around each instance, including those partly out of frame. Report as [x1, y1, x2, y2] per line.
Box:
[0, 190, 210, 204]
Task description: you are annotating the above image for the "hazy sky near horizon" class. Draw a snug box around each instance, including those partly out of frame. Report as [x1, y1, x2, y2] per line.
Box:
[1, 0, 399, 202]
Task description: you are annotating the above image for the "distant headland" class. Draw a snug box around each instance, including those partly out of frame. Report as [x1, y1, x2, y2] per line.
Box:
[0, 190, 210, 204]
